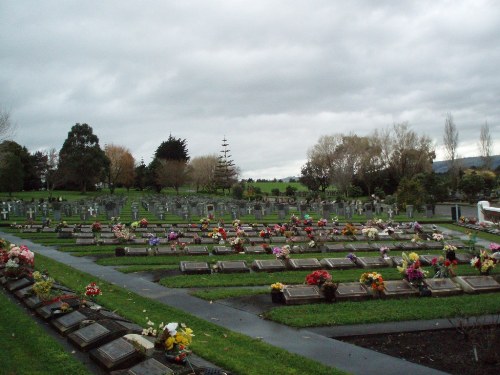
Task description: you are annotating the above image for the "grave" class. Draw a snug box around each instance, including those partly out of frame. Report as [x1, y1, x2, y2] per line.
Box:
[347, 243, 375, 252]
[324, 244, 346, 252]
[6, 277, 32, 292]
[179, 261, 211, 275]
[216, 260, 250, 273]
[418, 254, 441, 266]
[454, 252, 473, 264]
[382, 280, 419, 298]
[335, 282, 370, 301]
[424, 278, 463, 297]
[186, 246, 210, 256]
[453, 276, 500, 294]
[320, 258, 356, 270]
[212, 246, 234, 255]
[286, 258, 322, 270]
[89, 337, 141, 371]
[251, 259, 286, 272]
[52, 310, 89, 335]
[244, 246, 267, 254]
[390, 256, 404, 267]
[355, 257, 390, 268]
[68, 319, 129, 351]
[271, 236, 287, 243]
[126, 248, 149, 256]
[125, 358, 174, 375]
[76, 238, 96, 246]
[283, 285, 323, 305]
[36, 297, 79, 320]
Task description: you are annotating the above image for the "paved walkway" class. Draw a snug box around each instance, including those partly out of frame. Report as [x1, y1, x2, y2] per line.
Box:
[1, 230, 454, 375]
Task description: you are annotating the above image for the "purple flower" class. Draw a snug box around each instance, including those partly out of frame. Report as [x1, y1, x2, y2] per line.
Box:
[149, 236, 160, 246]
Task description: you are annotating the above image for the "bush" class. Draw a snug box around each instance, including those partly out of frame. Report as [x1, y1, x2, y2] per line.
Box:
[271, 188, 280, 196]
[232, 184, 244, 200]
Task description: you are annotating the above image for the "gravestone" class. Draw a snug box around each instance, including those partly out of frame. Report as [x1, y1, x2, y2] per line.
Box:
[26, 207, 36, 221]
[424, 278, 463, 297]
[76, 238, 96, 246]
[382, 280, 419, 298]
[324, 244, 346, 252]
[364, 204, 373, 219]
[0, 208, 9, 220]
[347, 243, 375, 252]
[179, 261, 211, 274]
[454, 252, 473, 264]
[131, 210, 139, 221]
[320, 258, 356, 270]
[212, 246, 234, 255]
[406, 205, 414, 218]
[244, 246, 267, 254]
[126, 358, 174, 375]
[453, 276, 500, 294]
[52, 310, 89, 335]
[425, 204, 433, 218]
[68, 320, 128, 351]
[418, 254, 441, 266]
[6, 277, 32, 292]
[216, 260, 250, 273]
[390, 256, 404, 267]
[251, 259, 286, 272]
[126, 248, 148, 256]
[286, 258, 322, 270]
[89, 337, 140, 371]
[283, 285, 322, 305]
[335, 282, 370, 301]
[355, 257, 390, 268]
[36, 298, 79, 320]
[186, 246, 209, 256]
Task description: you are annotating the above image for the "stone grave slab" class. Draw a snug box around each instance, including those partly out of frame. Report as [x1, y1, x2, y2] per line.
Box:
[126, 248, 149, 256]
[286, 258, 322, 270]
[453, 276, 500, 294]
[114, 320, 143, 334]
[393, 233, 414, 241]
[399, 242, 421, 250]
[424, 278, 463, 297]
[248, 237, 265, 244]
[179, 261, 211, 275]
[355, 257, 390, 269]
[22, 228, 38, 233]
[125, 358, 174, 375]
[324, 244, 346, 253]
[68, 319, 128, 351]
[216, 260, 250, 273]
[186, 246, 209, 256]
[283, 285, 322, 305]
[14, 284, 33, 299]
[454, 252, 473, 264]
[200, 238, 215, 245]
[372, 242, 398, 250]
[24, 294, 43, 309]
[320, 258, 356, 270]
[52, 310, 89, 335]
[155, 247, 183, 256]
[382, 280, 419, 298]
[6, 277, 32, 292]
[352, 235, 367, 241]
[251, 259, 286, 272]
[42, 227, 56, 233]
[244, 246, 267, 255]
[335, 282, 370, 301]
[89, 337, 141, 371]
[390, 256, 404, 267]
[100, 232, 116, 238]
[36, 297, 79, 320]
[212, 246, 234, 255]
[445, 240, 466, 249]
[418, 254, 440, 266]
[75, 232, 94, 239]
[290, 236, 308, 243]
[76, 238, 96, 246]
[347, 243, 375, 252]
[177, 237, 194, 244]
[271, 236, 287, 243]
[131, 238, 147, 245]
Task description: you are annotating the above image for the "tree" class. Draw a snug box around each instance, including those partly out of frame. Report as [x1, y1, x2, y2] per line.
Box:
[443, 114, 460, 190]
[396, 177, 426, 211]
[214, 137, 238, 193]
[299, 160, 330, 192]
[0, 140, 40, 190]
[155, 135, 189, 161]
[0, 106, 14, 142]
[58, 123, 108, 193]
[134, 159, 147, 191]
[104, 144, 135, 193]
[189, 154, 218, 193]
[0, 151, 23, 195]
[459, 170, 485, 203]
[155, 159, 190, 194]
[478, 121, 493, 170]
[44, 148, 60, 197]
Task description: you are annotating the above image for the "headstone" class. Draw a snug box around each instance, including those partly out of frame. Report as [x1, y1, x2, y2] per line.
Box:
[424, 278, 463, 297]
[453, 276, 500, 294]
[52, 310, 89, 335]
[355, 257, 390, 268]
[126, 358, 174, 375]
[335, 282, 370, 301]
[212, 246, 234, 255]
[26, 207, 36, 221]
[286, 258, 322, 270]
[244, 246, 267, 254]
[324, 244, 346, 252]
[68, 320, 127, 351]
[425, 204, 433, 218]
[382, 280, 419, 298]
[131, 210, 139, 221]
[0, 209, 9, 220]
[179, 261, 211, 275]
[186, 246, 209, 256]
[283, 285, 323, 305]
[89, 337, 140, 371]
[320, 258, 356, 270]
[251, 259, 286, 272]
[406, 205, 414, 218]
[216, 261, 250, 273]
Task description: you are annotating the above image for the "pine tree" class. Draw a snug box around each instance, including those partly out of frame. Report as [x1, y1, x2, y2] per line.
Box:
[214, 137, 237, 193]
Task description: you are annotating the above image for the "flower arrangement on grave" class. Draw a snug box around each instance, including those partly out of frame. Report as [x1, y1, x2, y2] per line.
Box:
[308, 240, 317, 248]
[56, 221, 69, 231]
[112, 224, 135, 243]
[141, 316, 165, 344]
[270, 282, 285, 303]
[199, 217, 211, 231]
[91, 221, 102, 233]
[443, 244, 457, 261]
[341, 223, 357, 236]
[305, 270, 332, 287]
[110, 216, 120, 225]
[397, 252, 428, 289]
[346, 253, 358, 262]
[413, 221, 423, 234]
[332, 216, 339, 226]
[139, 218, 148, 228]
[192, 233, 201, 245]
[32, 271, 55, 301]
[259, 228, 271, 238]
[0, 237, 10, 251]
[232, 219, 241, 228]
[304, 226, 314, 235]
[431, 256, 457, 278]
[317, 218, 327, 227]
[489, 243, 500, 252]
[374, 219, 386, 230]
[261, 243, 272, 254]
[432, 232, 444, 242]
[230, 237, 245, 252]
[84, 281, 102, 302]
[303, 215, 313, 226]
[168, 231, 179, 241]
[130, 221, 139, 229]
[273, 224, 286, 235]
[362, 227, 378, 240]
[161, 322, 194, 364]
[411, 233, 423, 243]
[470, 250, 497, 275]
[380, 246, 390, 259]
[3, 244, 35, 279]
[459, 216, 478, 224]
[273, 245, 290, 260]
[290, 214, 300, 225]
[360, 272, 385, 292]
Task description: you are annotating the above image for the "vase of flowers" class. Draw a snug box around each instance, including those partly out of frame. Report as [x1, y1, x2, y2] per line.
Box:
[470, 250, 497, 275]
[321, 281, 338, 302]
[91, 221, 102, 241]
[2, 244, 34, 279]
[273, 245, 291, 261]
[270, 282, 285, 303]
[305, 270, 332, 288]
[84, 281, 102, 307]
[360, 271, 385, 297]
[431, 256, 457, 278]
[32, 271, 55, 301]
[397, 252, 428, 290]
[443, 244, 457, 262]
[159, 322, 194, 365]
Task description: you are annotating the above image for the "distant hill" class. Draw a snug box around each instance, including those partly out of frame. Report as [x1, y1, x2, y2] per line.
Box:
[432, 155, 500, 173]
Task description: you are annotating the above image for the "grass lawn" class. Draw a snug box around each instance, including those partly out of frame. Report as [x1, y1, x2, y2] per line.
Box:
[0, 289, 92, 375]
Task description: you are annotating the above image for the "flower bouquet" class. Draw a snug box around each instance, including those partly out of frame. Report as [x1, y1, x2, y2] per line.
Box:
[305, 270, 332, 287]
[270, 282, 285, 303]
[341, 223, 357, 236]
[431, 256, 457, 278]
[317, 218, 327, 227]
[161, 322, 194, 365]
[432, 232, 444, 242]
[32, 271, 55, 301]
[3, 244, 34, 279]
[112, 224, 135, 243]
[362, 227, 379, 240]
[273, 245, 290, 260]
[230, 237, 245, 252]
[91, 221, 102, 233]
[84, 281, 102, 305]
[443, 244, 457, 262]
[397, 252, 428, 289]
[470, 250, 497, 275]
[139, 218, 149, 228]
[379, 246, 390, 259]
[360, 272, 385, 293]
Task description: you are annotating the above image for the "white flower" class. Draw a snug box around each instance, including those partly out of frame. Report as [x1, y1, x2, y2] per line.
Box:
[164, 322, 178, 336]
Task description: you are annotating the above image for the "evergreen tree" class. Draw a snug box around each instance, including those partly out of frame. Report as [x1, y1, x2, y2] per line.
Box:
[214, 137, 237, 193]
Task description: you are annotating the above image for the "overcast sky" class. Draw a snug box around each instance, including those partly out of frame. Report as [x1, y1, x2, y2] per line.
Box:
[1, 1, 499, 179]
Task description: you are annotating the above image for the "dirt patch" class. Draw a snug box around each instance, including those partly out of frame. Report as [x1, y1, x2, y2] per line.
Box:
[341, 327, 500, 375]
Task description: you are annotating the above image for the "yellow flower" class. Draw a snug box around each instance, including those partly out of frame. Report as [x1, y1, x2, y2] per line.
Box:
[165, 336, 175, 350]
[409, 252, 419, 262]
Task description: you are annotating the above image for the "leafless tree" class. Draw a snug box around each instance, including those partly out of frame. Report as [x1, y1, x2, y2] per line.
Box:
[478, 121, 493, 170]
[189, 154, 218, 193]
[0, 106, 14, 142]
[443, 114, 460, 190]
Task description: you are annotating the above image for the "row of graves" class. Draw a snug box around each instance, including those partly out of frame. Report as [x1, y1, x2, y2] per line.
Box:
[456, 200, 500, 236]
[0, 242, 229, 375]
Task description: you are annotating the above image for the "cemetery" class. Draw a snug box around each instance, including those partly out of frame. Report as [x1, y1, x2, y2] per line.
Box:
[1, 193, 499, 375]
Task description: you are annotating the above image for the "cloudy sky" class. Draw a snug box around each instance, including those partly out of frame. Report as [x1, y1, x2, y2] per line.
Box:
[1, 1, 499, 179]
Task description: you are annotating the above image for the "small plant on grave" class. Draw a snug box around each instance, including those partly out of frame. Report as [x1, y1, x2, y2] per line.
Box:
[270, 282, 285, 292]
[139, 218, 148, 228]
[32, 271, 55, 301]
[443, 244, 458, 262]
[305, 270, 332, 287]
[341, 223, 357, 236]
[359, 271, 385, 292]
[432, 232, 445, 242]
[470, 250, 497, 275]
[431, 256, 457, 278]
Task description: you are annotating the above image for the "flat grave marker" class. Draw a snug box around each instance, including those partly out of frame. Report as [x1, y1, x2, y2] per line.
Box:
[335, 282, 370, 301]
[251, 259, 286, 272]
[355, 257, 390, 269]
[52, 310, 89, 335]
[324, 244, 346, 253]
[424, 278, 463, 297]
[89, 337, 140, 371]
[179, 261, 211, 275]
[76, 238, 96, 246]
[283, 285, 322, 305]
[320, 258, 356, 270]
[126, 358, 174, 375]
[453, 276, 500, 294]
[186, 246, 209, 256]
[244, 246, 267, 254]
[382, 280, 419, 298]
[68, 319, 127, 351]
[286, 258, 322, 270]
[212, 246, 234, 255]
[216, 260, 250, 273]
